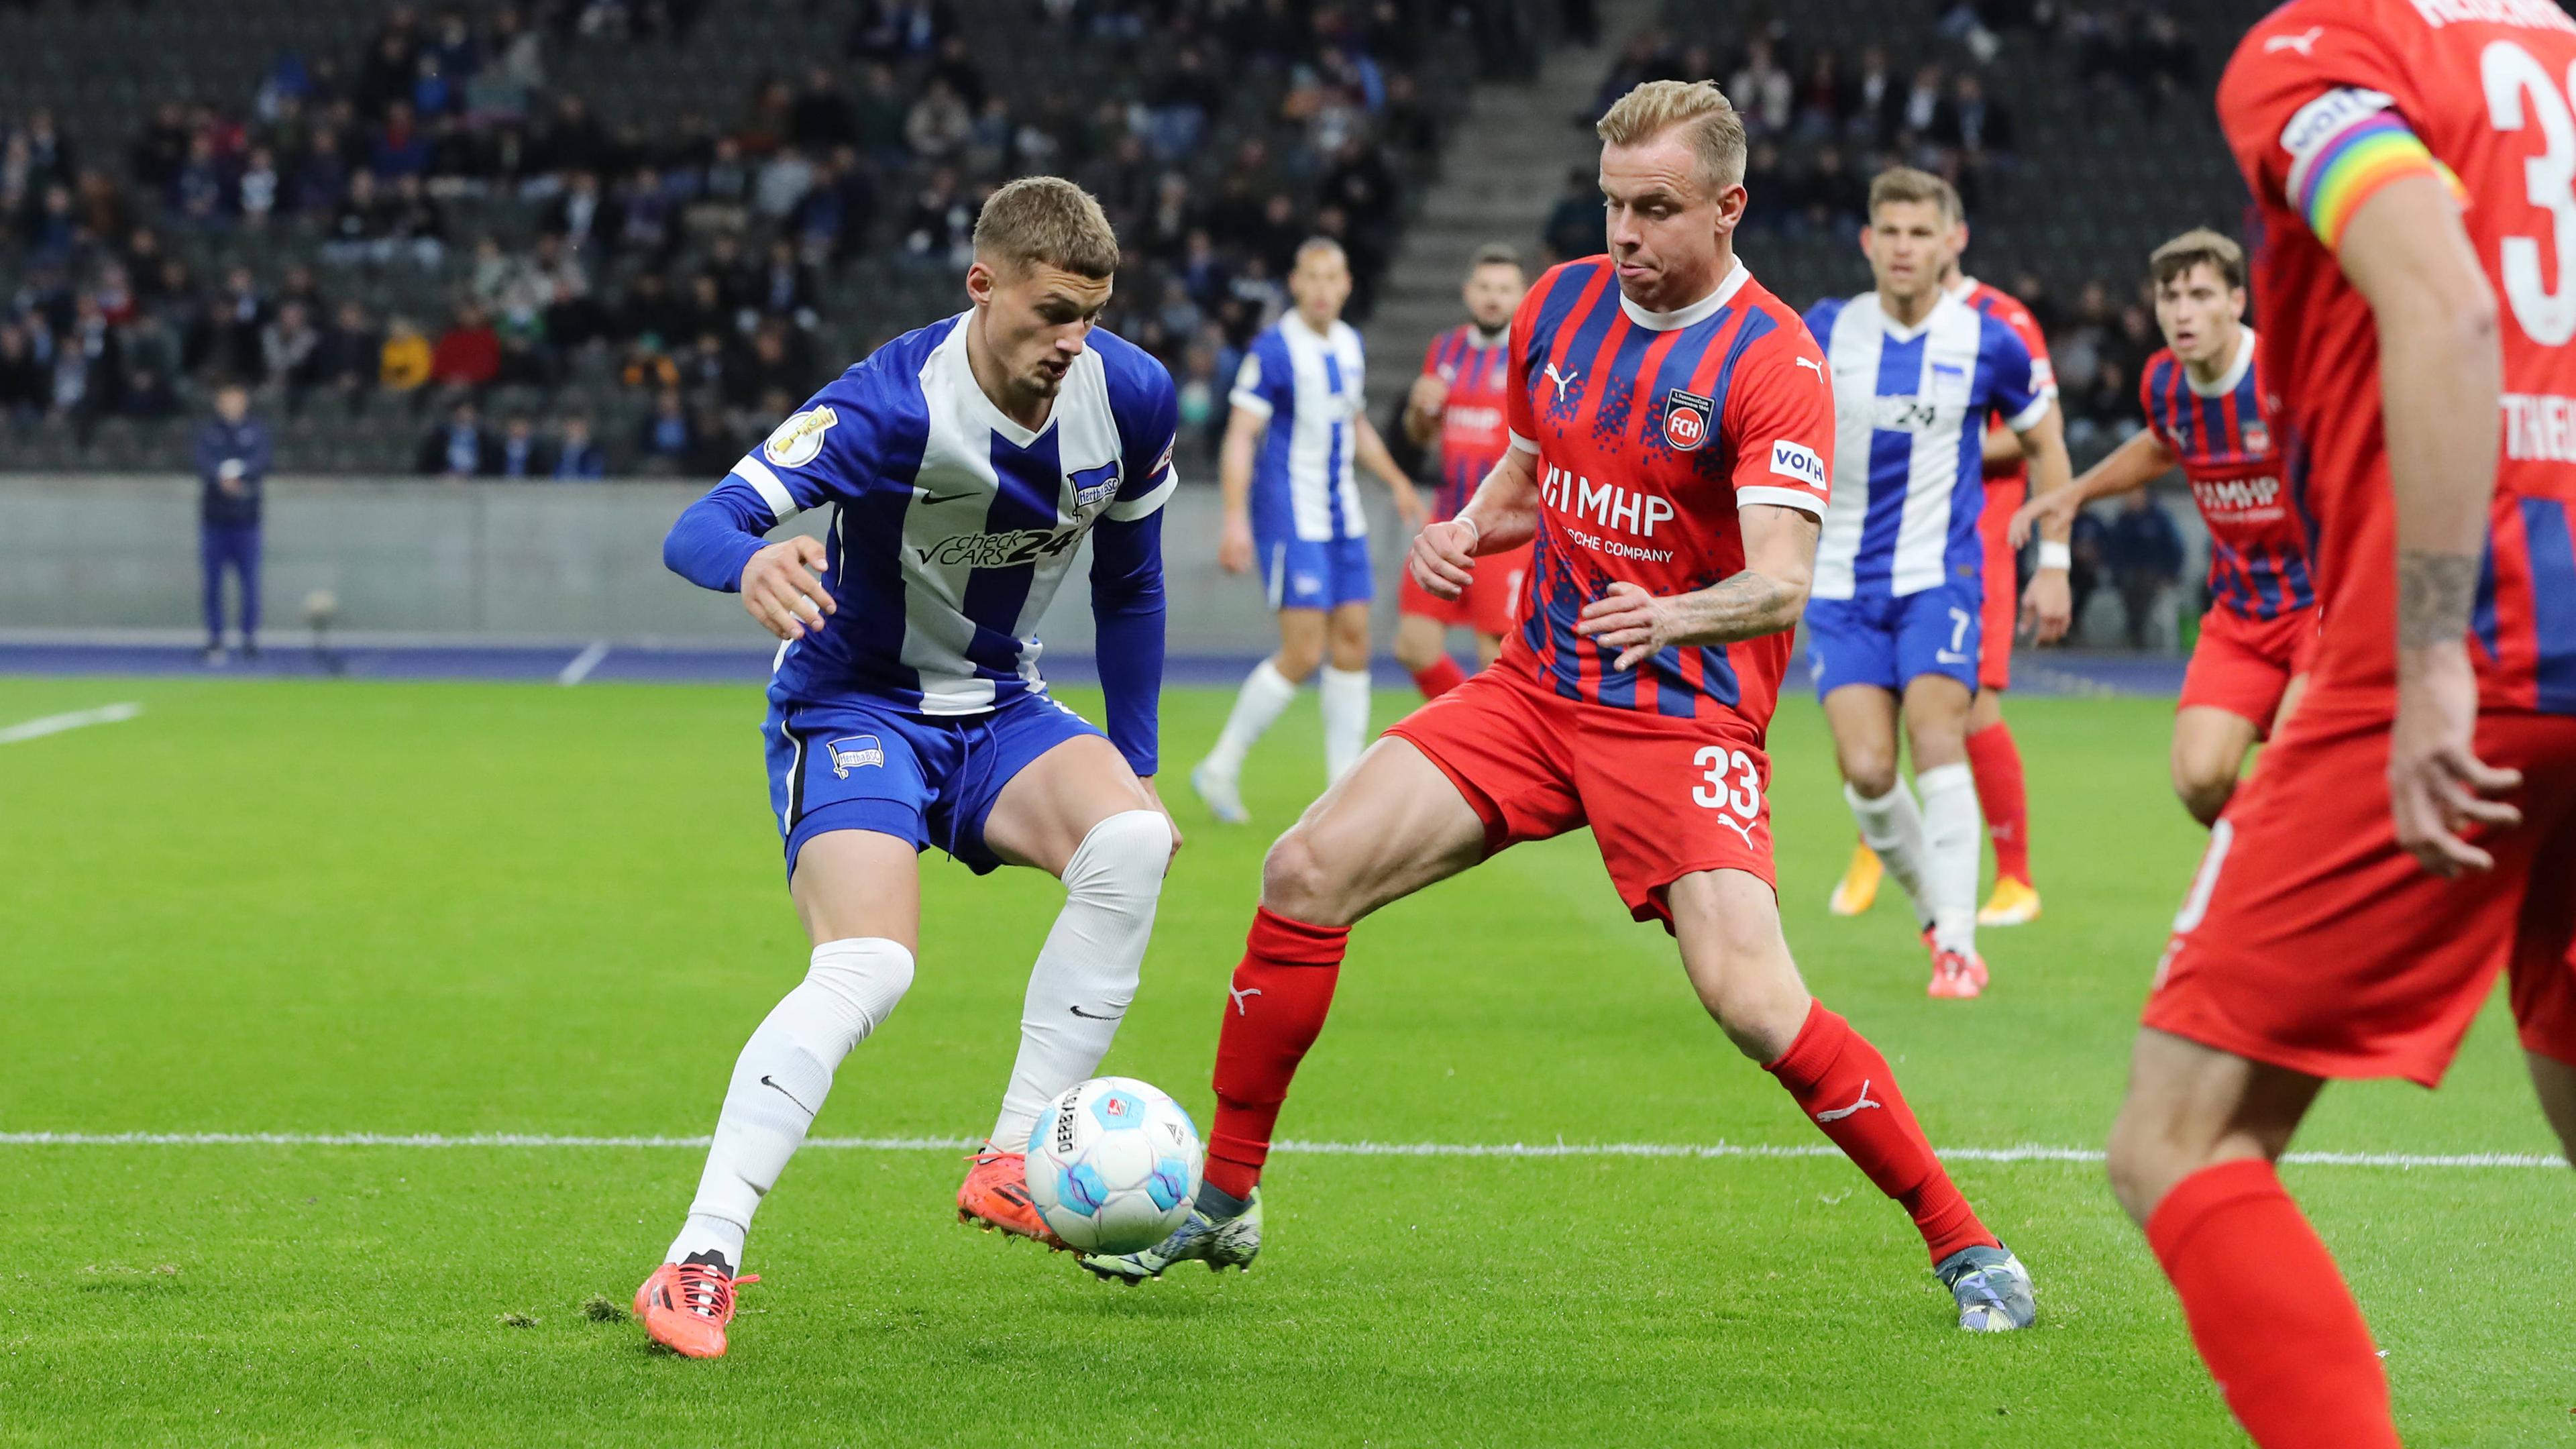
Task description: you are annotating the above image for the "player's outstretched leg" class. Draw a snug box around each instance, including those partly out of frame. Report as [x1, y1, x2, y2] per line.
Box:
[2106, 1028, 2395, 1447]
[963, 743, 1177, 1242]
[1966, 694, 2040, 925]
[1667, 867, 2033, 1330]
[639, 831, 920, 1358]
[1083, 738, 1487, 1283]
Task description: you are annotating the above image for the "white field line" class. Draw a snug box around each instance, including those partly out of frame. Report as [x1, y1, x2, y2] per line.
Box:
[0, 1131, 2560, 1170]
[0, 702, 142, 745]
[556, 641, 611, 687]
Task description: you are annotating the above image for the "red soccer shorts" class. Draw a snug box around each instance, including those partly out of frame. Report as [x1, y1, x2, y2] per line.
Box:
[2143, 702, 2576, 1086]
[1976, 480, 2024, 692]
[2178, 604, 2321, 738]
[1383, 663, 1774, 929]
[1397, 541, 1532, 639]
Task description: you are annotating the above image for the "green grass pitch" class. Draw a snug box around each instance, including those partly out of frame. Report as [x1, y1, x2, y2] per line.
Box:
[1, 674, 2567, 1446]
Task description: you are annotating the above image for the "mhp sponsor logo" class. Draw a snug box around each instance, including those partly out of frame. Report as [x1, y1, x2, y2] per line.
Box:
[826, 735, 885, 777]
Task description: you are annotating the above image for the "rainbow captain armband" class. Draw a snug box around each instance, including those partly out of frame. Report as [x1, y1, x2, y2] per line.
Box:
[2280, 89, 2469, 250]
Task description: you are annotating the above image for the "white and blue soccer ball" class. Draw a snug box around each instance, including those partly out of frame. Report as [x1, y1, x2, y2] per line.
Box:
[1025, 1076, 1203, 1254]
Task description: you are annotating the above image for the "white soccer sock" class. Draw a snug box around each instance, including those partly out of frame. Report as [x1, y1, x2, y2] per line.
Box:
[988, 810, 1173, 1149]
[1201, 659, 1299, 780]
[1917, 763, 1984, 955]
[1320, 665, 1372, 784]
[667, 937, 916, 1271]
[1845, 778, 1934, 931]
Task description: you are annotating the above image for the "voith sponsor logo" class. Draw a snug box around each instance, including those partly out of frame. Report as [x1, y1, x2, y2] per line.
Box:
[1769, 439, 1827, 491]
[1540, 464, 1676, 537]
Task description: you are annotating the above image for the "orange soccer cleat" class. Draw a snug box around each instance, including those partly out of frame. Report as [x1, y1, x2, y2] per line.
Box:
[1925, 930, 1990, 1000]
[635, 1255, 759, 1359]
[957, 1143, 1065, 1247]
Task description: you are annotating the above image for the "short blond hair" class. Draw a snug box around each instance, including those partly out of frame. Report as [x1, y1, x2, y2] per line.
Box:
[1595, 80, 1748, 193]
[1867, 166, 1961, 226]
[973, 176, 1121, 279]
[2149, 227, 2246, 291]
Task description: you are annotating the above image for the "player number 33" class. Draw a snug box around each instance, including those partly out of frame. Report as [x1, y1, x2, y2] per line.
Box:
[1692, 746, 1763, 820]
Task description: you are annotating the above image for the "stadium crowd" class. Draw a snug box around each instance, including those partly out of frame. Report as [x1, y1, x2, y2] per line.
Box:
[1, 0, 1501, 474]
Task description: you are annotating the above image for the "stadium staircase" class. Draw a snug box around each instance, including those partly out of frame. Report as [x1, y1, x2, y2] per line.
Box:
[1357, 0, 1658, 412]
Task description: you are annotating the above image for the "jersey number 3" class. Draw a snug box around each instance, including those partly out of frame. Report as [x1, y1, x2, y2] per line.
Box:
[2485, 40, 2576, 344]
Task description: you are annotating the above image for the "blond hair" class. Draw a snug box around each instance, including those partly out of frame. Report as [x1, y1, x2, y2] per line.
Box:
[1595, 80, 1748, 193]
[2149, 227, 2246, 291]
[1469, 241, 1523, 273]
[972, 176, 1121, 278]
[1866, 166, 1961, 225]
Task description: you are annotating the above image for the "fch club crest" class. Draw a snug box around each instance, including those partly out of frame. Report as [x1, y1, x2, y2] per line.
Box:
[826, 735, 885, 777]
[1662, 388, 1714, 451]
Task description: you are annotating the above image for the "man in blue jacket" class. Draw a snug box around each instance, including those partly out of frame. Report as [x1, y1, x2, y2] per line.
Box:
[194, 383, 272, 664]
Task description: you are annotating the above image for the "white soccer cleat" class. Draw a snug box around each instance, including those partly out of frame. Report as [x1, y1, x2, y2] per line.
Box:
[1191, 761, 1249, 824]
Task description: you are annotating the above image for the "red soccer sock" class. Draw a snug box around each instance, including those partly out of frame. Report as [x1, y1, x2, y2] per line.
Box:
[1411, 656, 1467, 698]
[1766, 1001, 1998, 1264]
[2146, 1160, 2398, 1449]
[1203, 907, 1349, 1199]
[1966, 719, 2033, 885]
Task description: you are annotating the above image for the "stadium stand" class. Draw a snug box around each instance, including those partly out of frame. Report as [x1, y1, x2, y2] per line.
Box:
[0, 0, 1545, 475]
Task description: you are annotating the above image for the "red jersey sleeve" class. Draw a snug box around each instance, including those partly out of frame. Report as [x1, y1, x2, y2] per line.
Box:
[2137, 360, 2170, 451]
[1420, 331, 1448, 382]
[2219, 3, 2447, 250]
[1724, 317, 1833, 517]
[1503, 268, 1563, 456]
[1996, 296, 2053, 394]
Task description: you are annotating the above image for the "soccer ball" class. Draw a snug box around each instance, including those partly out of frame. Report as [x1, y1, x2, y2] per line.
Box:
[1024, 1076, 1203, 1254]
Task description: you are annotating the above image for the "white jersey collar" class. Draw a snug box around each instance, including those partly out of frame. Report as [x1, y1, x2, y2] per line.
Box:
[1868, 286, 1961, 344]
[2185, 327, 2256, 398]
[1617, 258, 1750, 331]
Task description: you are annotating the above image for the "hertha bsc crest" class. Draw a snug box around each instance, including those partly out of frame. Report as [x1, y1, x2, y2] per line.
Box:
[826, 735, 885, 777]
[1662, 388, 1714, 451]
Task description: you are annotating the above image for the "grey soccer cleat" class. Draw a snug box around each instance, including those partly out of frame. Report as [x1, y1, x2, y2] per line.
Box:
[1935, 1242, 2037, 1332]
[1079, 1189, 1263, 1283]
[1190, 761, 1250, 825]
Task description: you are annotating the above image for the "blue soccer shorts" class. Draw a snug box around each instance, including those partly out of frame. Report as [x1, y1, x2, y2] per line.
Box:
[1258, 531, 1374, 612]
[1803, 577, 1984, 698]
[763, 688, 1105, 878]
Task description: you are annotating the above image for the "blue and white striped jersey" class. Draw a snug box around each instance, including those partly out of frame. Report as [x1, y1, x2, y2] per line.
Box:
[1803, 290, 2051, 600]
[1230, 313, 1369, 542]
[703, 312, 1177, 716]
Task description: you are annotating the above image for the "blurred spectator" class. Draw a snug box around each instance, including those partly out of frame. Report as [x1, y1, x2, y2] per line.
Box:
[313, 301, 382, 405]
[0, 321, 46, 421]
[1951, 74, 2014, 160]
[2106, 492, 2184, 649]
[381, 315, 433, 392]
[262, 301, 323, 405]
[1541, 167, 1598, 266]
[195, 382, 271, 663]
[635, 385, 698, 466]
[494, 412, 547, 477]
[1729, 37, 1794, 135]
[429, 303, 501, 388]
[417, 396, 494, 476]
[551, 414, 606, 479]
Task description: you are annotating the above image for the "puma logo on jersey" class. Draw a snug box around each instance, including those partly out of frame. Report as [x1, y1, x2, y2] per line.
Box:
[2264, 25, 2322, 54]
[1229, 987, 1263, 1016]
[1815, 1080, 1882, 1123]
[1793, 356, 1825, 382]
[1542, 363, 1580, 401]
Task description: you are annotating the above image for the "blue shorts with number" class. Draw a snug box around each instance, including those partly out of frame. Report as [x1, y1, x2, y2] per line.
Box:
[763, 688, 1104, 878]
[1804, 578, 1984, 698]
[1258, 531, 1374, 612]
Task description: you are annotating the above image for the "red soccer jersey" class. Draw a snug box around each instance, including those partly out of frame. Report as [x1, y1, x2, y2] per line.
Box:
[2139, 331, 2316, 622]
[2220, 0, 2576, 714]
[1421, 325, 1513, 522]
[1499, 256, 1833, 734]
[1953, 276, 2056, 494]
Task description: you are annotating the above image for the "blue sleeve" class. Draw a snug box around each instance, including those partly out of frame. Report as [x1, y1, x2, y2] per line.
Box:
[1106, 343, 1181, 519]
[1802, 298, 1845, 346]
[1980, 319, 2049, 431]
[192, 425, 219, 482]
[663, 478, 776, 593]
[1228, 331, 1289, 420]
[248, 425, 274, 484]
[1089, 507, 1165, 777]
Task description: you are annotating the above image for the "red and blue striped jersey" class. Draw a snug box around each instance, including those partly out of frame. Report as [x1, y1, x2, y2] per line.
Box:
[1498, 256, 1833, 734]
[2139, 332, 2314, 622]
[2222, 1, 2576, 715]
[1420, 325, 1512, 522]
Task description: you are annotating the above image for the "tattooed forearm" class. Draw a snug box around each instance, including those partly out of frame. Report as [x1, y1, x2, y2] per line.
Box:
[1676, 569, 1807, 645]
[2396, 549, 2480, 650]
